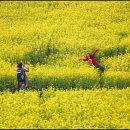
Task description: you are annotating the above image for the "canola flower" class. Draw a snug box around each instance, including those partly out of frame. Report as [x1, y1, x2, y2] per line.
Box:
[0, 88, 130, 129]
[0, 2, 130, 128]
[0, 1, 130, 90]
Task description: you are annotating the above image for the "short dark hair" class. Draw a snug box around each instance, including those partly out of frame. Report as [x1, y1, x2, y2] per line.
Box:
[17, 62, 23, 68]
[86, 53, 92, 58]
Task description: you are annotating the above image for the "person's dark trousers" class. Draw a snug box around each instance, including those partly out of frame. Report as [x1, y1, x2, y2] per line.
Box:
[95, 64, 105, 89]
[95, 64, 105, 73]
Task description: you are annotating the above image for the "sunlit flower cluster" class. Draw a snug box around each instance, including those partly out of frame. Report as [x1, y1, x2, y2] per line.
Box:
[0, 88, 130, 129]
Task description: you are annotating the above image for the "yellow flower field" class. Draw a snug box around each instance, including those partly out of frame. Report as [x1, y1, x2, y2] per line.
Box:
[0, 1, 130, 90]
[0, 1, 130, 129]
[0, 88, 130, 129]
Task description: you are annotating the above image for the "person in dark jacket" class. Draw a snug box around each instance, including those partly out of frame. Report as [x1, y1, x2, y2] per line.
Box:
[16, 62, 29, 91]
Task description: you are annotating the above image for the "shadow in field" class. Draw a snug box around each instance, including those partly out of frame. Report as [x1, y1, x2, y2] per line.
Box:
[0, 76, 16, 92]
[0, 75, 98, 92]
[29, 75, 98, 91]
[23, 41, 59, 65]
[0, 74, 129, 93]
[96, 32, 130, 60]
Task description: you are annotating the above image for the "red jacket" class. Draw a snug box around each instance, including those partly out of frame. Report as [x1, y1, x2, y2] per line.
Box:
[80, 49, 98, 66]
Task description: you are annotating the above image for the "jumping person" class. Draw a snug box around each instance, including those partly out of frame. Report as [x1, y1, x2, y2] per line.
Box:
[79, 49, 105, 73]
[16, 62, 29, 91]
[79, 49, 105, 88]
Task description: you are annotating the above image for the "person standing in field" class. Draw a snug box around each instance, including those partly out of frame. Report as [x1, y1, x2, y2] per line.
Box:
[16, 62, 29, 91]
[79, 49, 105, 88]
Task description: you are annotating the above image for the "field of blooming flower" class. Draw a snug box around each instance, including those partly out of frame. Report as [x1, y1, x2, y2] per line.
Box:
[0, 88, 130, 129]
[0, 1, 130, 90]
[0, 1, 130, 129]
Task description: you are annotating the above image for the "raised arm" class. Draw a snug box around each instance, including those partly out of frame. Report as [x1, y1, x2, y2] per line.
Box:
[23, 65, 29, 72]
[91, 49, 98, 58]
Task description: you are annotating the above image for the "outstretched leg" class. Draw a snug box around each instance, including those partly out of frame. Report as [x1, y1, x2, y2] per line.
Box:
[99, 72, 104, 89]
[25, 77, 29, 89]
[95, 64, 105, 89]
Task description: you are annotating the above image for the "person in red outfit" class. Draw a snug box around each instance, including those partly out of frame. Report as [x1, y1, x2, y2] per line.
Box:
[79, 49, 105, 73]
[79, 49, 105, 89]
